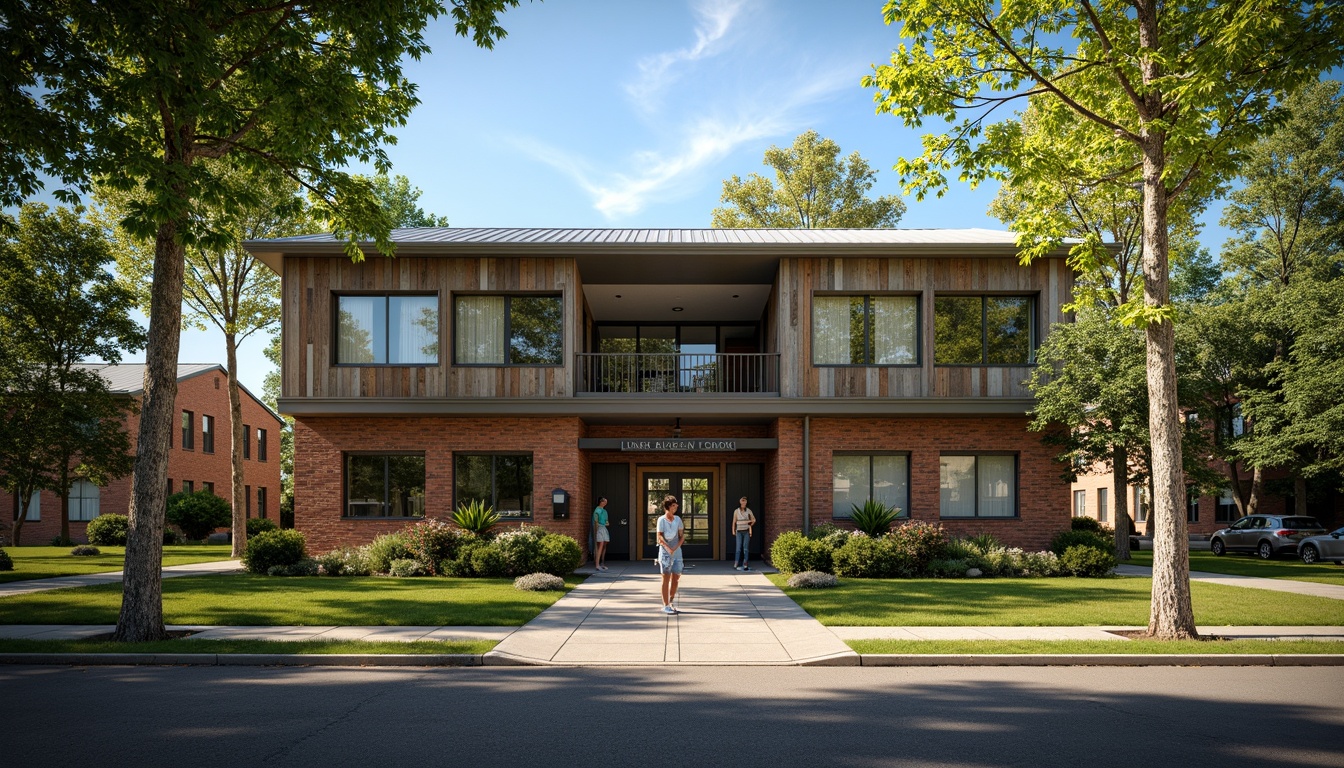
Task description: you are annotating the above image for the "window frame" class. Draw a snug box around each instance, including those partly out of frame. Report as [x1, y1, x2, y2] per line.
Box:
[201, 414, 215, 454]
[332, 291, 441, 367]
[938, 452, 1020, 519]
[243, 423, 251, 459]
[933, 293, 1038, 367]
[343, 452, 427, 519]
[810, 293, 922, 367]
[257, 428, 268, 462]
[830, 451, 911, 519]
[181, 410, 194, 451]
[1073, 489, 1087, 518]
[452, 451, 535, 520]
[258, 486, 268, 519]
[451, 292, 564, 368]
[1097, 487, 1109, 523]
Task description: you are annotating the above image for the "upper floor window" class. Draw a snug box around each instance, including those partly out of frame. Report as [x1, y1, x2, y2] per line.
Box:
[181, 410, 194, 450]
[201, 414, 215, 454]
[243, 424, 251, 459]
[832, 453, 909, 519]
[257, 428, 268, 462]
[939, 454, 1017, 518]
[812, 295, 918, 366]
[336, 294, 438, 365]
[454, 295, 562, 365]
[934, 295, 1035, 365]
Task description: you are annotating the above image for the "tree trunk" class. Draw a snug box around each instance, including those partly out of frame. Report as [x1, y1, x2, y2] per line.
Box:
[1294, 475, 1308, 516]
[1247, 466, 1263, 515]
[113, 218, 186, 643]
[227, 334, 247, 559]
[1113, 445, 1131, 560]
[11, 486, 27, 546]
[59, 463, 70, 544]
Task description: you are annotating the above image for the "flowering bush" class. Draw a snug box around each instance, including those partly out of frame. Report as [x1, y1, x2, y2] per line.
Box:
[786, 570, 839, 589]
[403, 519, 474, 575]
[362, 532, 413, 574]
[317, 546, 372, 576]
[388, 558, 427, 577]
[514, 572, 566, 591]
[887, 521, 948, 570]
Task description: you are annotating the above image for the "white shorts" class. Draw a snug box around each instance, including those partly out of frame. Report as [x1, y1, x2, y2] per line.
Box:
[595, 525, 610, 543]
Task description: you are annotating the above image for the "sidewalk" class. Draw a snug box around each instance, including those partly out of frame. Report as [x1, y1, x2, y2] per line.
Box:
[0, 559, 244, 598]
[1115, 564, 1344, 601]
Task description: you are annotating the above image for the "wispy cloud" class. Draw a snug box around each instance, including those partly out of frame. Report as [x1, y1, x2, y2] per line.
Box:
[625, 0, 747, 114]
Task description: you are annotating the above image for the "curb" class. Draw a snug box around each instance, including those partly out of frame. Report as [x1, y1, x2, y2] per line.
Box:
[0, 653, 485, 667]
[859, 654, 1344, 667]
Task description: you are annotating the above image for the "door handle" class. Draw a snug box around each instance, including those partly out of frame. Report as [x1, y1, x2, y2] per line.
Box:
[620, 519, 627, 525]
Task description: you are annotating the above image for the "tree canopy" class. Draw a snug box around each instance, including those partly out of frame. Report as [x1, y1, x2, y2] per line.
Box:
[362, 173, 451, 228]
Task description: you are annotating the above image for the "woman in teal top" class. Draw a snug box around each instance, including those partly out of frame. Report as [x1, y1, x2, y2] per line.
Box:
[592, 497, 610, 571]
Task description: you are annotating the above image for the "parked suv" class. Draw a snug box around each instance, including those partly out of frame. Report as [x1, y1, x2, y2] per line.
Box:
[1299, 527, 1344, 565]
[1209, 515, 1327, 559]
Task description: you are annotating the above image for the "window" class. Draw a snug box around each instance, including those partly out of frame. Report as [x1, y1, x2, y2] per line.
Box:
[183, 480, 194, 493]
[243, 424, 251, 459]
[258, 428, 268, 462]
[257, 486, 268, 519]
[812, 295, 918, 365]
[181, 410, 194, 450]
[1187, 489, 1200, 523]
[1216, 488, 1238, 522]
[1073, 490, 1087, 518]
[345, 454, 425, 518]
[832, 454, 909, 518]
[1097, 488, 1109, 523]
[201, 414, 214, 454]
[69, 481, 100, 521]
[336, 294, 439, 365]
[245, 485, 252, 518]
[454, 295, 562, 365]
[166, 478, 173, 496]
[934, 295, 1035, 365]
[15, 492, 39, 522]
[940, 455, 1016, 517]
[1135, 487, 1149, 523]
[454, 453, 533, 519]
[203, 481, 214, 495]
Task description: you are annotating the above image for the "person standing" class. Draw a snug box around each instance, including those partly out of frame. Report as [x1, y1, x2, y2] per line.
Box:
[592, 496, 610, 572]
[656, 497, 684, 614]
[732, 496, 756, 571]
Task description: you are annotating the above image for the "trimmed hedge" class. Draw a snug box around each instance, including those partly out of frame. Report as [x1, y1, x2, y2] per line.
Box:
[246, 518, 278, 537]
[166, 490, 231, 541]
[243, 529, 307, 574]
[86, 514, 130, 546]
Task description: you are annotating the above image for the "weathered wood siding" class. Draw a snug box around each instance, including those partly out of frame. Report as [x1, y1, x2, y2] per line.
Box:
[283, 256, 578, 399]
[776, 257, 1073, 398]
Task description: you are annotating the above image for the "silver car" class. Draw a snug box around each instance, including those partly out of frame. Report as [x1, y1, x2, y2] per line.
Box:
[1209, 515, 1327, 559]
[1299, 527, 1344, 565]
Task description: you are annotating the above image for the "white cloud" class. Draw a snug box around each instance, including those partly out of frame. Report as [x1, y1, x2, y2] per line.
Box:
[625, 0, 747, 114]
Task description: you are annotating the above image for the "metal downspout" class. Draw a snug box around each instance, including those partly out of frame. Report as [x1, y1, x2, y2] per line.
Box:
[802, 415, 810, 536]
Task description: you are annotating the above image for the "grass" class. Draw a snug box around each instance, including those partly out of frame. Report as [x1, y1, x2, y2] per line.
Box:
[1126, 550, 1344, 586]
[0, 545, 234, 583]
[846, 639, 1344, 655]
[0, 637, 496, 655]
[768, 574, 1344, 626]
[0, 573, 582, 626]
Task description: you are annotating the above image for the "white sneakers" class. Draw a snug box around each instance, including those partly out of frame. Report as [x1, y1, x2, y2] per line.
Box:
[662, 605, 675, 614]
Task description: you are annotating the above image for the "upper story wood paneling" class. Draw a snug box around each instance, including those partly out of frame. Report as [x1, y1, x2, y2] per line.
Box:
[776, 256, 1072, 398]
[283, 256, 579, 399]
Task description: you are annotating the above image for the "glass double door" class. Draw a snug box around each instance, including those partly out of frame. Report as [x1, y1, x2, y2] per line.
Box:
[640, 469, 715, 560]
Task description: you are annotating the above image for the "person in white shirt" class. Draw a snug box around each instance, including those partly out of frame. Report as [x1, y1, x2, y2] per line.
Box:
[655, 497, 684, 614]
[732, 496, 756, 571]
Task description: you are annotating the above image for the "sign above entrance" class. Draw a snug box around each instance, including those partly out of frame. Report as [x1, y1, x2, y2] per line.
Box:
[577, 438, 778, 452]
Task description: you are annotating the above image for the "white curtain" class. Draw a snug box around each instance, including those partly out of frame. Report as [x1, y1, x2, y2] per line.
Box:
[872, 454, 909, 515]
[70, 480, 100, 522]
[455, 295, 506, 364]
[832, 454, 868, 518]
[939, 456, 976, 517]
[978, 456, 1016, 517]
[813, 297, 853, 364]
[872, 296, 918, 364]
[391, 296, 438, 364]
[337, 296, 381, 363]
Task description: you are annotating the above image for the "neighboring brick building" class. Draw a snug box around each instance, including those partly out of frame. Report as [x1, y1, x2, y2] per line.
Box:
[248, 228, 1075, 558]
[2, 363, 284, 545]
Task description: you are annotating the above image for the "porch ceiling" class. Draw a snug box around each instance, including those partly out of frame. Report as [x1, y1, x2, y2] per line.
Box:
[583, 283, 772, 323]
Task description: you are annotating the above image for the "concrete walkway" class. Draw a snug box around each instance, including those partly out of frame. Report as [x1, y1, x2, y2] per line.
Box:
[1115, 564, 1344, 601]
[0, 559, 244, 598]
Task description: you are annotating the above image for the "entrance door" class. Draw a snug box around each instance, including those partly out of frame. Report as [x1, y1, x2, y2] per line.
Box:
[591, 463, 630, 560]
[641, 469, 715, 559]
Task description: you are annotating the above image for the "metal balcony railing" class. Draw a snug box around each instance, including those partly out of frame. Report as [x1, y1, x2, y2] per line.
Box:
[577, 353, 780, 395]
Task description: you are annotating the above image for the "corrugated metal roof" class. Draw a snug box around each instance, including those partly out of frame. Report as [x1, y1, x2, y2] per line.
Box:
[250, 227, 1024, 247]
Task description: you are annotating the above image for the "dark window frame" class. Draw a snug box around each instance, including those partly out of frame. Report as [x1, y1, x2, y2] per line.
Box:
[452, 293, 564, 368]
[203, 481, 214, 495]
[181, 410, 194, 451]
[452, 451, 535, 520]
[257, 428, 268, 462]
[201, 414, 215, 454]
[258, 486, 268, 519]
[933, 293, 1038, 367]
[183, 480, 194, 493]
[810, 293, 922, 368]
[343, 451, 426, 519]
[938, 452, 1020, 519]
[243, 424, 251, 459]
[830, 451, 912, 519]
[332, 291, 441, 367]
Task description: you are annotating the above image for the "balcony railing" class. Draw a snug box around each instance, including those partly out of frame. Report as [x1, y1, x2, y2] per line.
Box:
[577, 353, 780, 395]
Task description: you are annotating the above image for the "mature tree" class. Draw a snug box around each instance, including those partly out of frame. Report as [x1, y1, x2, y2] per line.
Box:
[865, 0, 1343, 638]
[0, 204, 144, 546]
[711, 131, 905, 228]
[362, 173, 451, 227]
[97, 162, 313, 557]
[1, 0, 522, 641]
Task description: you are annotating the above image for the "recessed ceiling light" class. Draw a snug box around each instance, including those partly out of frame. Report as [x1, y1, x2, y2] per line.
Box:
[672, 306, 684, 312]
[732, 294, 740, 299]
[614, 294, 622, 299]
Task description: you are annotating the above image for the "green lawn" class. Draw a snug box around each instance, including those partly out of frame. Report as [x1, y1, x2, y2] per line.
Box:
[1127, 550, 1344, 586]
[769, 574, 1344, 626]
[0, 545, 234, 583]
[847, 639, 1344, 655]
[0, 638, 496, 655]
[0, 573, 581, 626]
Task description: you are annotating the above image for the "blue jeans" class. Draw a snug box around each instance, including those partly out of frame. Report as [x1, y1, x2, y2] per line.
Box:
[735, 530, 751, 567]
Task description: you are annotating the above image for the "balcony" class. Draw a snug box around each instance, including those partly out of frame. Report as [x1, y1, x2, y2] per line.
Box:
[577, 353, 780, 395]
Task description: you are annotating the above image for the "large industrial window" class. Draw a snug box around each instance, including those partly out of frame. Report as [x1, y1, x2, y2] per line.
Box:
[934, 296, 1035, 365]
[454, 295, 562, 365]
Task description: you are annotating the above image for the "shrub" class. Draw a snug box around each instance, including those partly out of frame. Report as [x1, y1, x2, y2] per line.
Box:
[786, 570, 839, 589]
[927, 558, 971, 578]
[242, 529, 307, 574]
[163, 528, 182, 546]
[979, 547, 1026, 578]
[1049, 529, 1113, 556]
[848, 499, 901, 537]
[887, 521, 949, 570]
[514, 572, 566, 591]
[267, 558, 319, 577]
[769, 531, 836, 574]
[403, 519, 473, 575]
[1020, 550, 1062, 577]
[470, 544, 508, 577]
[442, 541, 486, 577]
[70, 545, 100, 556]
[50, 535, 74, 547]
[536, 534, 583, 576]
[453, 499, 500, 536]
[246, 518, 278, 538]
[388, 558, 427, 577]
[166, 490, 232, 541]
[86, 514, 129, 546]
[316, 547, 371, 577]
[807, 522, 842, 540]
[362, 532, 412, 574]
[0, 549, 12, 571]
[1060, 545, 1117, 577]
[832, 534, 905, 578]
[963, 532, 1002, 552]
[493, 526, 548, 576]
[1070, 516, 1103, 533]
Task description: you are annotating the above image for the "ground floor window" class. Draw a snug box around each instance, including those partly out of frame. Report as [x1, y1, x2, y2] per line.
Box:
[455, 453, 533, 519]
[939, 454, 1016, 518]
[1072, 489, 1087, 518]
[831, 453, 909, 518]
[345, 454, 426, 518]
[1216, 488, 1238, 522]
[1186, 489, 1199, 523]
[68, 480, 100, 522]
[1134, 487, 1149, 523]
[1097, 487, 1109, 522]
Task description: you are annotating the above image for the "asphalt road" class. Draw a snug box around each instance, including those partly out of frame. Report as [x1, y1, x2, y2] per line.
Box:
[4, 664, 1342, 768]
